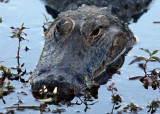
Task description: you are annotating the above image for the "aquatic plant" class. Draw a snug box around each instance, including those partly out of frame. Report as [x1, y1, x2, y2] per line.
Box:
[147, 99, 160, 113]
[119, 103, 142, 113]
[107, 82, 122, 104]
[42, 14, 52, 33]
[129, 48, 160, 90]
[129, 48, 160, 74]
[107, 82, 122, 113]
[10, 23, 29, 58]
[0, 65, 12, 82]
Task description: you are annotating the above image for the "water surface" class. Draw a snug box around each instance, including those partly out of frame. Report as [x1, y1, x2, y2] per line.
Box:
[0, 0, 160, 113]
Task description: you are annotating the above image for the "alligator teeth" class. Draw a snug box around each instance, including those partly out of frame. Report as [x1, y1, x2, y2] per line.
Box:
[39, 85, 48, 94]
[43, 85, 48, 93]
[53, 87, 57, 94]
[39, 89, 43, 95]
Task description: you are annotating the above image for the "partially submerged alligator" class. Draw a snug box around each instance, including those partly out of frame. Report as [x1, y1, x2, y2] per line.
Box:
[30, 0, 152, 100]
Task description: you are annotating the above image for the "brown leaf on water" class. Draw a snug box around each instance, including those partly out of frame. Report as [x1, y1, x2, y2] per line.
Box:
[151, 56, 160, 63]
[153, 21, 160, 23]
[129, 76, 143, 80]
[10, 26, 15, 29]
[129, 57, 146, 65]
[113, 87, 118, 92]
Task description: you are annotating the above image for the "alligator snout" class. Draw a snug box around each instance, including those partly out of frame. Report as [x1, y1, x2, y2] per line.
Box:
[31, 73, 75, 97]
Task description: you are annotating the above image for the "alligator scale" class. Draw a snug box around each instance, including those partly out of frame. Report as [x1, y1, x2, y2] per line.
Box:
[30, 0, 152, 100]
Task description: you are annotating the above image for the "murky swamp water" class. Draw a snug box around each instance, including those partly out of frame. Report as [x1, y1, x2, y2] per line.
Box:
[0, 0, 160, 113]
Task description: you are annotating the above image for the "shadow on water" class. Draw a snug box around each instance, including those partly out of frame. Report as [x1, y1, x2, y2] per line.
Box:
[0, 0, 160, 113]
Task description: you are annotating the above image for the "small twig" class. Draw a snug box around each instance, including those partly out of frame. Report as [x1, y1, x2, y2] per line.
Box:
[4, 105, 40, 109]
[153, 21, 160, 23]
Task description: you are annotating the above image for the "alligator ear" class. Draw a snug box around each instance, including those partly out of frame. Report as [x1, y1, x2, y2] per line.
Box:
[99, 5, 112, 15]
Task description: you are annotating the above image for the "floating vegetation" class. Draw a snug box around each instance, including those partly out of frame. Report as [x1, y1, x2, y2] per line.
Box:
[119, 103, 142, 113]
[129, 48, 160, 90]
[76, 96, 98, 112]
[147, 99, 160, 113]
[107, 82, 122, 113]
[0, 65, 12, 81]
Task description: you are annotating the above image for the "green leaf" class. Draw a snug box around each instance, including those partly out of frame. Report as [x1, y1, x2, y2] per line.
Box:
[7, 68, 11, 75]
[7, 82, 10, 87]
[152, 50, 158, 55]
[2, 82, 6, 88]
[36, 97, 53, 102]
[0, 89, 4, 97]
[140, 48, 151, 56]
[7, 86, 15, 89]
[10, 34, 17, 38]
[129, 57, 146, 65]
[43, 13, 49, 22]
[130, 103, 137, 111]
[21, 23, 24, 28]
[116, 70, 121, 75]
[0, 65, 6, 71]
[151, 56, 160, 63]
[85, 76, 88, 82]
[0, 17, 2, 23]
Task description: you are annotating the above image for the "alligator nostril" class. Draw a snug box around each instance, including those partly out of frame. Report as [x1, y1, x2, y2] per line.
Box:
[58, 75, 65, 82]
[53, 75, 65, 82]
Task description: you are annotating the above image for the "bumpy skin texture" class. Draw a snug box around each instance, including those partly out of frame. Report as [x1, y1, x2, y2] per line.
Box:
[30, 5, 136, 96]
[44, 0, 152, 22]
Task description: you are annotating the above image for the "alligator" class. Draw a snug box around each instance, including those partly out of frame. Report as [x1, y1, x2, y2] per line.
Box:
[30, 0, 152, 100]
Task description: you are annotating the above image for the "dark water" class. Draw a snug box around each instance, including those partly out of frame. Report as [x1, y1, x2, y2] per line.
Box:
[0, 0, 160, 113]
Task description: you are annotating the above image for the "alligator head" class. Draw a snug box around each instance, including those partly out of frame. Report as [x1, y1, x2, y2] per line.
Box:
[30, 5, 136, 100]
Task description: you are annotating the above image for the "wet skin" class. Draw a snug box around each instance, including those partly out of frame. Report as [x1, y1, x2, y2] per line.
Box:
[30, 5, 136, 99]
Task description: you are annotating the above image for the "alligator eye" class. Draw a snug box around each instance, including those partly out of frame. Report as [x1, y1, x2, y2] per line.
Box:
[89, 28, 101, 38]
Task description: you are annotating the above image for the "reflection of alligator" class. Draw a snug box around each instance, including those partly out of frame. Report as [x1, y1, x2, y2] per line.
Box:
[30, 0, 152, 100]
